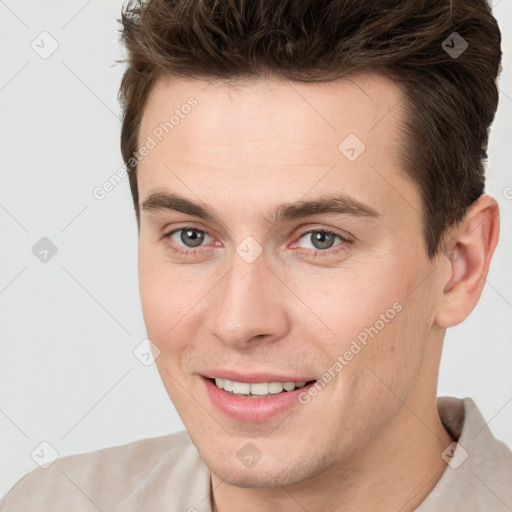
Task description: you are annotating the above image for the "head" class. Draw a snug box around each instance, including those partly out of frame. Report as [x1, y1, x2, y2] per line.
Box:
[118, 0, 501, 489]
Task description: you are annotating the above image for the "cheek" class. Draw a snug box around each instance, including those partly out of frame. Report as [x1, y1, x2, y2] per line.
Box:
[320, 303, 427, 448]
[138, 247, 185, 354]
[288, 263, 407, 352]
[138, 243, 190, 331]
[138, 258, 167, 338]
[303, 261, 427, 399]
[138, 259, 195, 406]
[138, 245, 217, 376]
[342, 289, 432, 413]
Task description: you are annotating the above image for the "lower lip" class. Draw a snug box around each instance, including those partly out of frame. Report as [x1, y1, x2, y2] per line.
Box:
[202, 377, 316, 423]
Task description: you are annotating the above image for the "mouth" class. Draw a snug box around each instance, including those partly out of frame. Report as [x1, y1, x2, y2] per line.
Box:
[209, 377, 317, 398]
[200, 372, 319, 422]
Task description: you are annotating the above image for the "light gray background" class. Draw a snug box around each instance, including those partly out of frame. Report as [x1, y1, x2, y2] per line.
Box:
[1, 0, 511, 498]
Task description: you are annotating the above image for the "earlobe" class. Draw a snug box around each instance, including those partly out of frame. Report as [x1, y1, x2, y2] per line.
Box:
[435, 194, 500, 328]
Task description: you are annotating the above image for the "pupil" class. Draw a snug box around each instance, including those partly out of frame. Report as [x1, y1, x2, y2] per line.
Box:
[182, 228, 204, 247]
[312, 231, 334, 250]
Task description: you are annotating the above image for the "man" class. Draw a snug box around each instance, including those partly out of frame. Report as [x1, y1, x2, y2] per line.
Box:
[2, 0, 510, 510]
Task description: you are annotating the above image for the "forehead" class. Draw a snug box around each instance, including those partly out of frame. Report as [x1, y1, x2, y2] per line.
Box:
[139, 72, 405, 156]
[136, 72, 419, 225]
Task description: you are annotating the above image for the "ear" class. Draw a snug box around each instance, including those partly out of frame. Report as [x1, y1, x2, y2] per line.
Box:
[435, 194, 500, 328]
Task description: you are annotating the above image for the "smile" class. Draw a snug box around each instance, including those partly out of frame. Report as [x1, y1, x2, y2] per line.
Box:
[203, 376, 318, 422]
[212, 378, 312, 397]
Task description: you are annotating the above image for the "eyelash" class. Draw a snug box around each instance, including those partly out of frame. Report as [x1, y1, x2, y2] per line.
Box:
[159, 225, 352, 258]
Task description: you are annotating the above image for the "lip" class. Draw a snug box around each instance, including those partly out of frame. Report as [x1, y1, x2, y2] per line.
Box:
[200, 369, 316, 383]
[201, 376, 317, 423]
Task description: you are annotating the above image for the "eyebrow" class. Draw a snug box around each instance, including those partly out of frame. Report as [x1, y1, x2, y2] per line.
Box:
[140, 190, 380, 226]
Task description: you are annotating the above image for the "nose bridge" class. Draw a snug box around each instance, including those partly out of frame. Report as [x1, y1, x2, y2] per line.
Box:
[211, 248, 288, 347]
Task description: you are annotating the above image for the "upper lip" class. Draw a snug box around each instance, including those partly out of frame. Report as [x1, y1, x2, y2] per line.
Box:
[200, 369, 316, 383]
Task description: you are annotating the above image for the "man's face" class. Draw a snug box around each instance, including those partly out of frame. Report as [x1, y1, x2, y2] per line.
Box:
[137, 73, 445, 487]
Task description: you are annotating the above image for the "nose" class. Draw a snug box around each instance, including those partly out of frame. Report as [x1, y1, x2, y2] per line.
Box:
[209, 250, 290, 350]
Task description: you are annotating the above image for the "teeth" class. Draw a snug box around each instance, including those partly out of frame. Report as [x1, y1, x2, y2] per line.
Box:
[268, 382, 284, 394]
[283, 382, 295, 391]
[232, 381, 250, 394]
[213, 378, 309, 396]
[250, 382, 270, 395]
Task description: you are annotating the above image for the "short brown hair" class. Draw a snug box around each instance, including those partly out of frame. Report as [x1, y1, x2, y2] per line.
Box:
[117, 0, 501, 258]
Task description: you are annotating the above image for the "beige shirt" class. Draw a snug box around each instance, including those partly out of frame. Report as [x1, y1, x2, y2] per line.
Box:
[2, 396, 511, 511]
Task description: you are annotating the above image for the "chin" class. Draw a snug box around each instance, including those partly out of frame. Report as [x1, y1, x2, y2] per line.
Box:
[203, 446, 330, 489]
[215, 465, 316, 489]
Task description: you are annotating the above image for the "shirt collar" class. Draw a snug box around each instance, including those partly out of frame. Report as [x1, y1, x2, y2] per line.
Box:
[415, 396, 512, 511]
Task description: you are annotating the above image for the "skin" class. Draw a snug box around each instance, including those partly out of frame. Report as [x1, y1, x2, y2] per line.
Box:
[136, 72, 499, 512]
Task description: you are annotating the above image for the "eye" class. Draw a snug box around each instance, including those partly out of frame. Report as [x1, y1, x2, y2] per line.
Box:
[160, 225, 352, 258]
[162, 226, 216, 255]
[294, 229, 349, 254]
